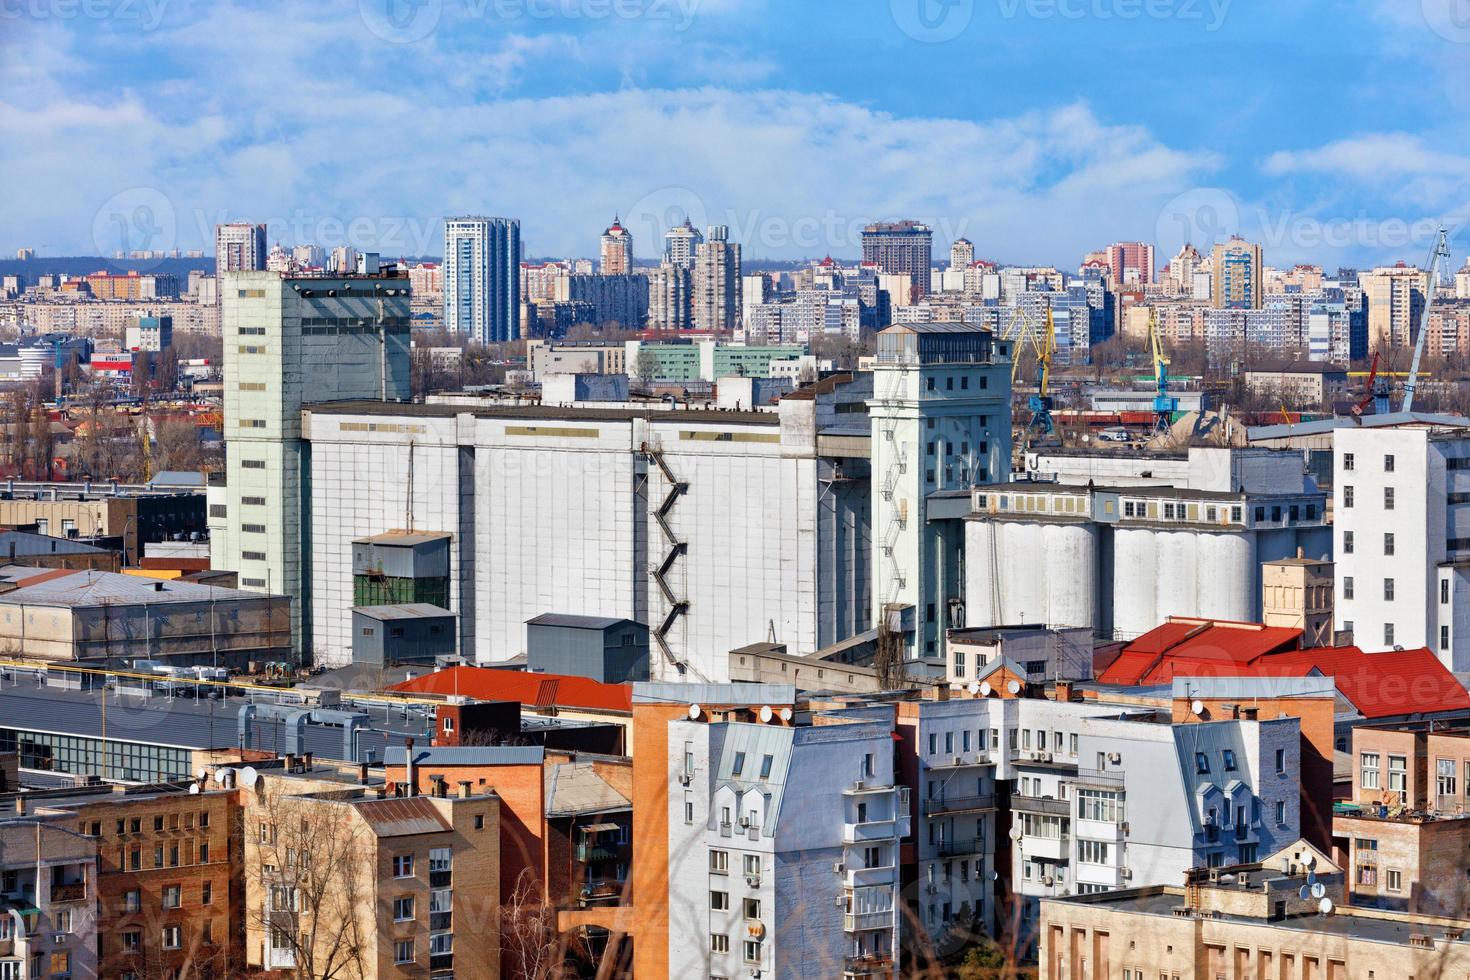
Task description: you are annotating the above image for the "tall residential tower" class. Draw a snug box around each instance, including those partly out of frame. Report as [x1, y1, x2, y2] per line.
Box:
[443, 216, 521, 342]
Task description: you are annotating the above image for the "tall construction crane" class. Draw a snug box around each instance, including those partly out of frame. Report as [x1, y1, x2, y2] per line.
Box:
[1149, 309, 1178, 433]
[1026, 308, 1057, 437]
[1402, 227, 1452, 414]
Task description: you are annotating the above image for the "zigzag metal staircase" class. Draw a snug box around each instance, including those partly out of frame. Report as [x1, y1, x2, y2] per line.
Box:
[642, 441, 692, 676]
[877, 368, 909, 608]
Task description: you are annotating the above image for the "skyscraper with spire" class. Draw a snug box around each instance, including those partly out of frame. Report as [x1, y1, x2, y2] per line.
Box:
[600, 216, 633, 275]
[663, 218, 703, 270]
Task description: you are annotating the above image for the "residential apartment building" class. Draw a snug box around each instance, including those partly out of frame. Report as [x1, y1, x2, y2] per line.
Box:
[862, 221, 933, 300]
[43, 783, 243, 978]
[1333, 423, 1470, 668]
[646, 261, 692, 329]
[1242, 362, 1349, 409]
[693, 226, 741, 332]
[599, 216, 633, 275]
[0, 810, 98, 980]
[664, 218, 702, 270]
[443, 216, 521, 343]
[237, 760, 501, 979]
[1104, 241, 1154, 288]
[653, 684, 907, 979]
[210, 268, 411, 654]
[1360, 263, 1429, 352]
[215, 222, 267, 275]
[1211, 236, 1263, 310]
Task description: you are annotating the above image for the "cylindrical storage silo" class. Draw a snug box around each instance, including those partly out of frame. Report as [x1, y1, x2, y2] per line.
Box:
[1155, 530, 1199, 623]
[965, 520, 999, 628]
[1199, 532, 1255, 622]
[1002, 521, 1048, 625]
[1112, 526, 1158, 639]
[1044, 522, 1097, 629]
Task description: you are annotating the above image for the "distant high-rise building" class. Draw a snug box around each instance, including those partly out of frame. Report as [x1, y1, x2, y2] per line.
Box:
[1359, 264, 1429, 352]
[214, 223, 267, 274]
[663, 219, 703, 270]
[693, 226, 741, 332]
[328, 246, 358, 275]
[15, 248, 35, 261]
[1167, 243, 1202, 295]
[949, 238, 974, 271]
[1211, 236, 1263, 310]
[292, 244, 325, 270]
[600, 216, 633, 275]
[443, 216, 521, 343]
[862, 220, 932, 300]
[211, 268, 411, 653]
[1105, 241, 1155, 288]
[266, 243, 292, 273]
[647, 262, 692, 330]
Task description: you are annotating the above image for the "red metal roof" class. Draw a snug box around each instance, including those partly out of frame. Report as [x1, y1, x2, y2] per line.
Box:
[1102, 617, 1470, 719]
[388, 666, 633, 713]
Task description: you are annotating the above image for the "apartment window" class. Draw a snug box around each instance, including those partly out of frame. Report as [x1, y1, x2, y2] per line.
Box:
[153, 846, 163, 868]
[1361, 753, 1380, 790]
[1383, 532, 1396, 556]
[1443, 625, 1451, 651]
[1343, 486, 1354, 508]
[162, 884, 181, 909]
[241, 459, 266, 469]
[710, 850, 728, 874]
[1387, 869, 1403, 892]
[1276, 748, 1287, 774]
[711, 934, 729, 953]
[1343, 576, 1354, 600]
[1078, 840, 1110, 865]
[1444, 579, 1451, 604]
[1389, 755, 1408, 801]
[393, 855, 414, 878]
[241, 495, 267, 506]
[1384, 578, 1395, 601]
[744, 940, 762, 964]
[1195, 752, 1210, 774]
[962, 730, 971, 752]
[162, 925, 181, 950]
[1439, 758, 1458, 797]
[743, 898, 760, 920]
[1222, 749, 1237, 772]
[732, 752, 745, 776]
[124, 889, 140, 911]
[928, 733, 938, 755]
[1384, 487, 1395, 510]
[53, 910, 70, 933]
[394, 896, 414, 921]
[242, 523, 267, 534]
[1384, 454, 1395, 472]
[1275, 801, 1286, 826]
[711, 891, 729, 911]
[48, 952, 68, 977]
[954, 649, 966, 677]
[744, 854, 760, 876]
[202, 882, 212, 905]
[122, 930, 141, 952]
[1343, 530, 1354, 554]
[1385, 623, 1396, 647]
[926, 377, 935, 391]
[1343, 452, 1355, 471]
[759, 755, 773, 779]
[945, 731, 954, 754]
[394, 939, 414, 965]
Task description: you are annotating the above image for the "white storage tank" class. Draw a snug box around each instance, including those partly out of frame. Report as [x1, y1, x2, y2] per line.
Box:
[1112, 526, 1159, 638]
[1154, 530, 1200, 625]
[1000, 521, 1049, 626]
[1043, 523, 1097, 629]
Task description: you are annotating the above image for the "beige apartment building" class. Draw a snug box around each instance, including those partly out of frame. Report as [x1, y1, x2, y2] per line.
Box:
[1041, 841, 1470, 978]
[231, 756, 502, 979]
[1359, 265, 1429, 352]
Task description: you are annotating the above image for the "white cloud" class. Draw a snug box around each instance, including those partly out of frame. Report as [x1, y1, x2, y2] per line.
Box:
[1263, 133, 1470, 182]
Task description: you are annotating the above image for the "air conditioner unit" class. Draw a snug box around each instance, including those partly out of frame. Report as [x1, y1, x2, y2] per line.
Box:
[1108, 752, 1122, 764]
[1041, 752, 1053, 763]
[952, 756, 964, 766]
[677, 772, 692, 786]
[1042, 875, 1055, 887]
[832, 862, 845, 874]
[745, 874, 761, 887]
[738, 818, 751, 829]
[52, 933, 67, 944]
[1121, 821, 1130, 835]
[1120, 867, 1133, 880]
[925, 883, 938, 895]
[852, 778, 866, 790]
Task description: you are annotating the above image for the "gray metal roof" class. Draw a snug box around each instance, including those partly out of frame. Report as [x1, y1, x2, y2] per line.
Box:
[633, 682, 797, 705]
[0, 531, 107, 557]
[351, 797, 451, 837]
[383, 745, 545, 768]
[527, 613, 638, 631]
[0, 567, 278, 606]
[544, 761, 631, 817]
[1171, 676, 1336, 700]
[353, 531, 451, 547]
[1248, 411, 1470, 442]
[305, 398, 779, 426]
[353, 603, 455, 621]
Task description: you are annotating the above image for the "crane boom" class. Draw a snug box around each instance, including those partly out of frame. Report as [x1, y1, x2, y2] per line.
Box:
[1149, 309, 1177, 433]
[1402, 227, 1451, 414]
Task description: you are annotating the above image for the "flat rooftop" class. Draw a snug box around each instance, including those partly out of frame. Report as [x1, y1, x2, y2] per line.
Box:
[305, 398, 778, 426]
[0, 566, 278, 606]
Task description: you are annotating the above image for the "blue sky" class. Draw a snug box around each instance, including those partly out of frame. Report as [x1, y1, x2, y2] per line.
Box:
[3, 0, 1469, 268]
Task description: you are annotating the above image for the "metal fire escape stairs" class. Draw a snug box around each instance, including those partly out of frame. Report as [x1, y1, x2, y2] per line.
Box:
[877, 369, 909, 609]
[642, 441, 698, 678]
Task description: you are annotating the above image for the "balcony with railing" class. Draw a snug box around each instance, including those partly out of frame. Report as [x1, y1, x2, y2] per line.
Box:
[845, 863, 898, 888]
[936, 836, 985, 857]
[843, 910, 893, 933]
[1013, 794, 1070, 816]
[921, 792, 997, 817]
[49, 881, 86, 904]
[1019, 831, 1070, 862]
[844, 818, 898, 844]
[843, 952, 896, 978]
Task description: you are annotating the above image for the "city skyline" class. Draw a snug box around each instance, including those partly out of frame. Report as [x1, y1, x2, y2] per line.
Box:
[4, 3, 1470, 267]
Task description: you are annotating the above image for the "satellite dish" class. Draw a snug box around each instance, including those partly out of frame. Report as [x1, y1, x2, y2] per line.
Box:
[1006, 680, 1021, 695]
[990, 870, 999, 881]
[688, 704, 702, 720]
[188, 783, 200, 795]
[1298, 885, 1311, 901]
[1311, 883, 1326, 899]
[979, 682, 992, 697]
[759, 705, 774, 724]
[778, 707, 793, 722]
[967, 681, 980, 695]
[1318, 897, 1333, 915]
[1307, 871, 1318, 887]
[239, 766, 259, 789]
[1190, 699, 1204, 715]
[214, 767, 234, 786]
[1304, 852, 1318, 869]
[1008, 826, 1022, 841]
[195, 766, 208, 780]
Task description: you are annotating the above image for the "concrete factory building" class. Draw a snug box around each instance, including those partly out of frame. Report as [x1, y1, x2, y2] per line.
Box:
[966, 447, 1330, 640]
[303, 372, 877, 678]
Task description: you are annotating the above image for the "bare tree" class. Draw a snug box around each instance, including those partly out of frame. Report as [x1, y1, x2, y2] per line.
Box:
[500, 867, 584, 980]
[247, 791, 373, 980]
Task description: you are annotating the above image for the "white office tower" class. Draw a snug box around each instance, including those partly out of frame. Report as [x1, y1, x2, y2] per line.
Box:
[211, 269, 411, 657]
[664, 218, 703, 270]
[869, 323, 1013, 660]
[1334, 422, 1470, 667]
[443, 216, 521, 342]
[215, 222, 267, 273]
[662, 688, 906, 978]
[693, 225, 742, 332]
